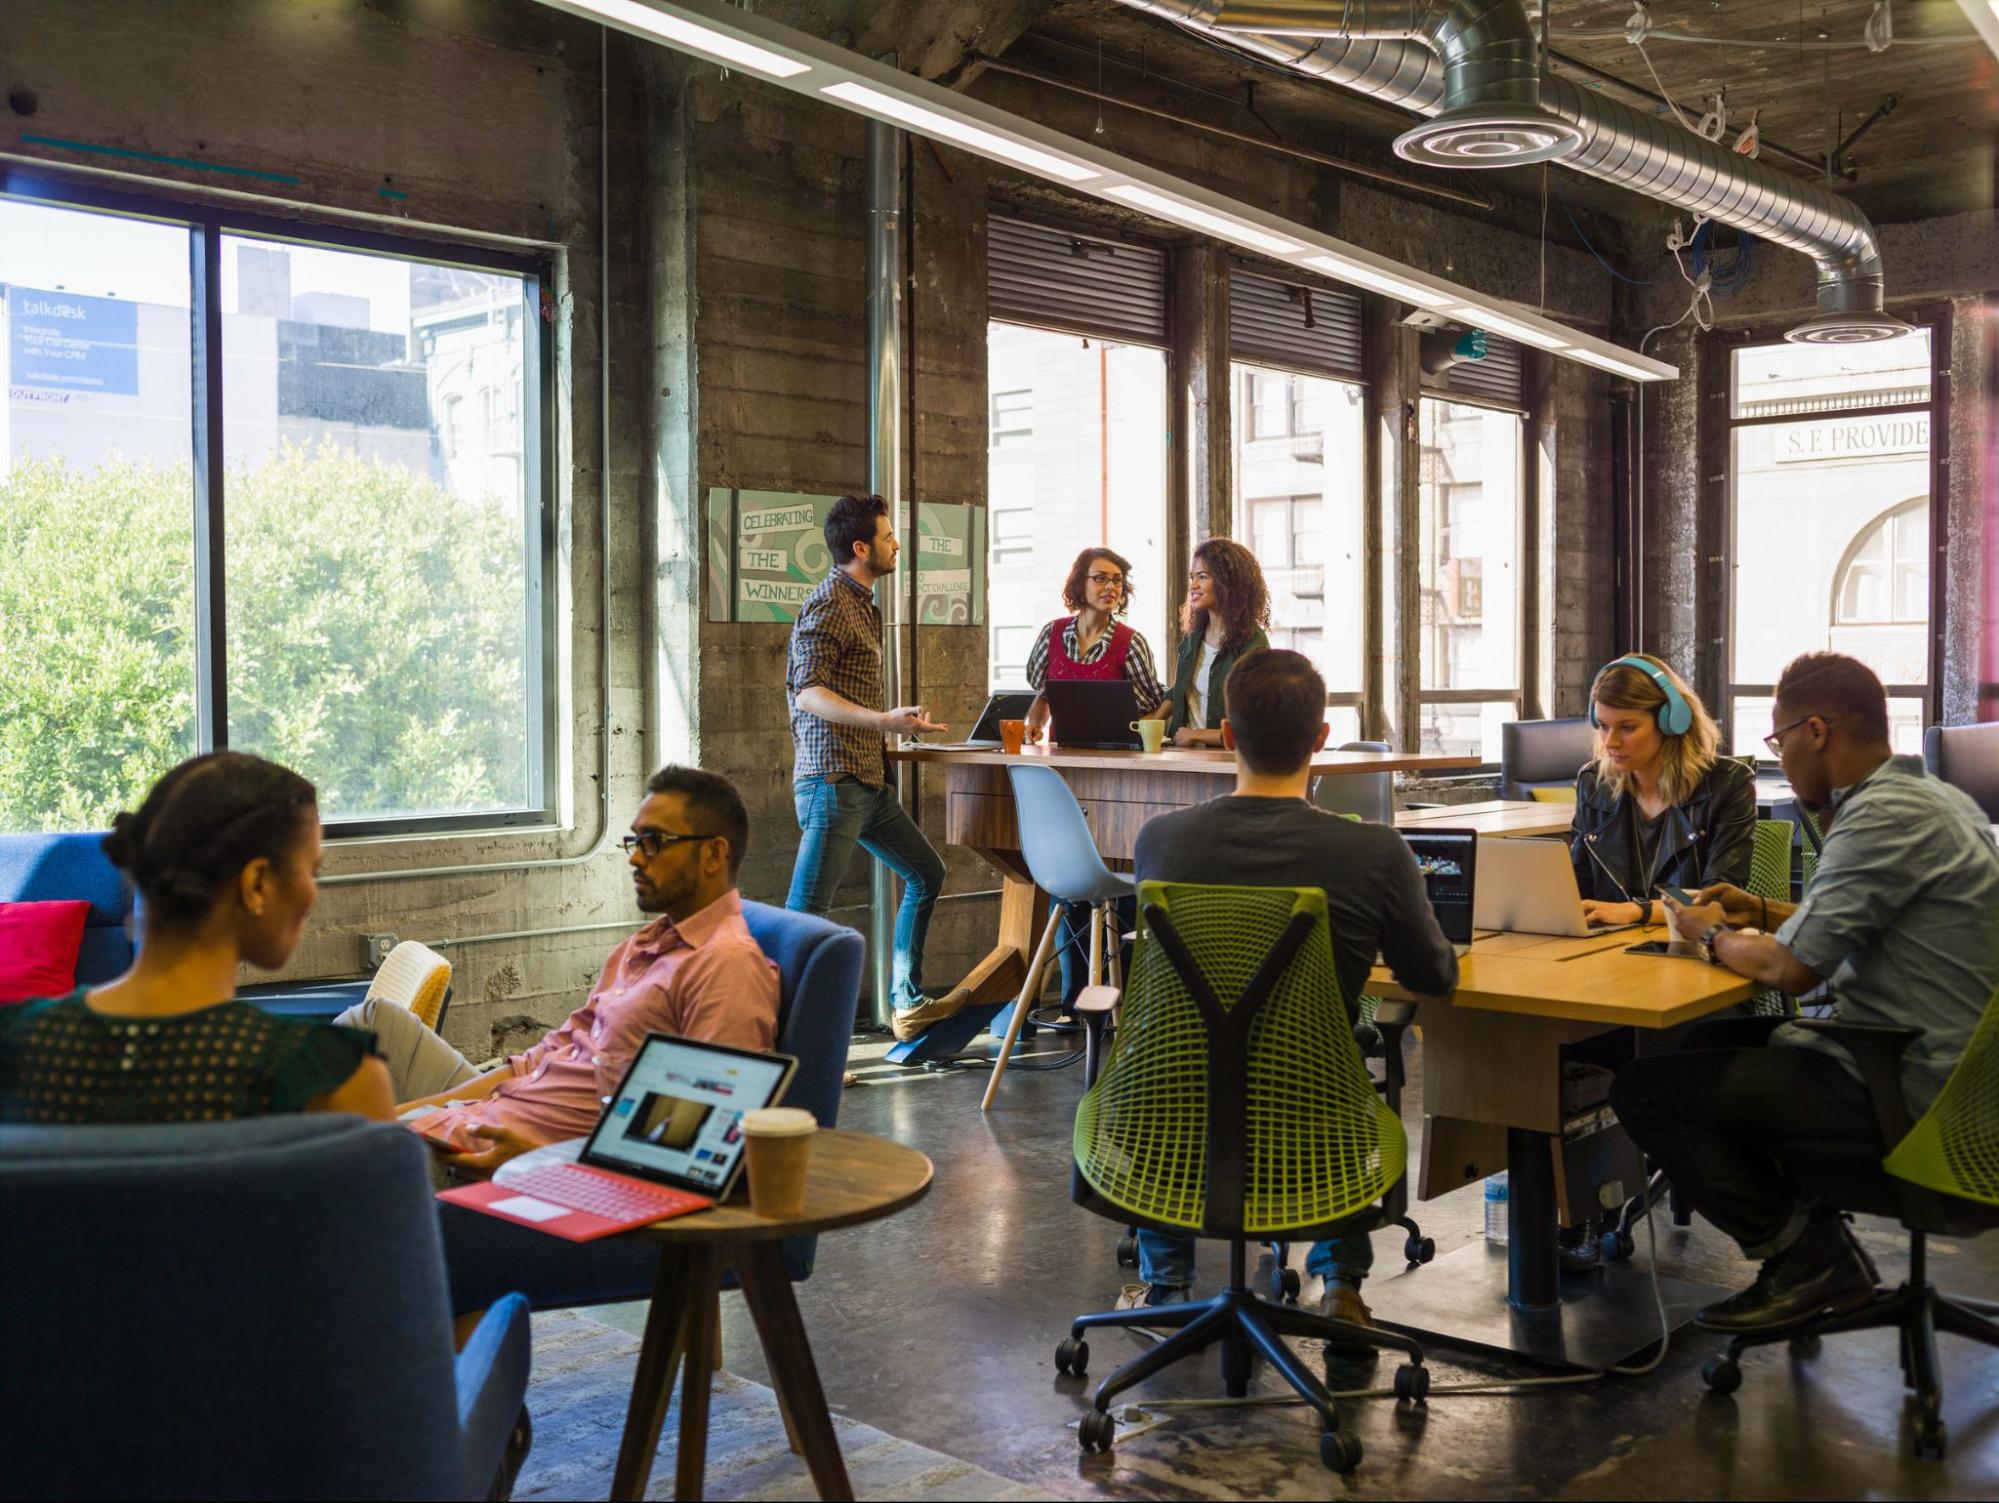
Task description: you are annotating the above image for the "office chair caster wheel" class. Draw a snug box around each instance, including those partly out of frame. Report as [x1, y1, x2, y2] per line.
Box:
[1271, 1266, 1301, 1303]
[1600, 1229, 1633, 1263]
[1078, 1409, 1115, 1453]
[1320, 1427, 1363, 1472]
[1115, 1231, 1138, 1270]
[1702, 1356, 1742, 1395]
[1055, 1338, 1089, 1376]
[1914, 1409, 1946, 1460]
[1393, 1362, 1430, 1402]
[1404, 1235, 1436, 1266]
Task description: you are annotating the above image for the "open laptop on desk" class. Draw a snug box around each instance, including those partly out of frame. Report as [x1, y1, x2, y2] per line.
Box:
[1401, 828, 1477, 957]
[437, 1034, 797, 1242]
[904, 689, 1036, 751]
[1044, 680, 1144, 749]
[1472, 837, 1641, 938]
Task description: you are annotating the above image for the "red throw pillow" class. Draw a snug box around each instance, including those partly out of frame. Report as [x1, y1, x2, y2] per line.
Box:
[0, 900, 92, 1004]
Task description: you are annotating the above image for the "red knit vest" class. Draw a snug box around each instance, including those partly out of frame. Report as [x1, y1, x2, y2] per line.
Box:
[1047, 618, 1134, 681]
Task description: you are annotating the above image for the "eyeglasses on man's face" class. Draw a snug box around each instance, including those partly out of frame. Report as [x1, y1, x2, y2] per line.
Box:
[620, 831, 719, 859]
[1763, 715, 1824, 758]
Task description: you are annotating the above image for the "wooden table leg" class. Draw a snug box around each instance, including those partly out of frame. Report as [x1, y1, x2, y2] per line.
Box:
[938, 872, 1043, 1007]
[735, 1243, 854, 1502]
[674, 1247, 726, 1502]
[611, 1244, 695, 1503]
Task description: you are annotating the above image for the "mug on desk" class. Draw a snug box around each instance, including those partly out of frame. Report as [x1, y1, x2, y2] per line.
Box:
[1129, 719, 1166, 754]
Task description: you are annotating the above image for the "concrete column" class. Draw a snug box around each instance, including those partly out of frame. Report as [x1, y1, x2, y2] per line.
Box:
[1169, 242, 1232, 652]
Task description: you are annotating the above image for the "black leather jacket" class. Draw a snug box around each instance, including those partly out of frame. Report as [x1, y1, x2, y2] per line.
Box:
[1567, 756, 1758, 907]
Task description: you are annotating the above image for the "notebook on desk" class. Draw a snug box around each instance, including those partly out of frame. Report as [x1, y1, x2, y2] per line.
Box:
[436, 1033, 797, 1242]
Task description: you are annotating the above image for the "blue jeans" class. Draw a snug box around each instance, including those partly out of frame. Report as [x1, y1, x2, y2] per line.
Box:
[1056, 896, 1136, 1006]
[787, 776, 945, 1011]
[1137, 1229, 1375, 1289]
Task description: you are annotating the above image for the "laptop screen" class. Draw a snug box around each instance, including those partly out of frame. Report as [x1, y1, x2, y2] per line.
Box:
[581, 1034, 796, 1197]
[1402, 829, 1478, 946]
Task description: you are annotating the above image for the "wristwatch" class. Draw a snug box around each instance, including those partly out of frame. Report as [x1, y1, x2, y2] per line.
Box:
[1698, 924, 1727, 966]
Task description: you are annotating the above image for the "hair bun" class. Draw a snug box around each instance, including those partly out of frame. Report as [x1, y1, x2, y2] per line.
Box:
[102, 810, 144, 874]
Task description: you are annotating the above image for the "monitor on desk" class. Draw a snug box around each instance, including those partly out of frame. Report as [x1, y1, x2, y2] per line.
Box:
[1401, 828, 1477, 956]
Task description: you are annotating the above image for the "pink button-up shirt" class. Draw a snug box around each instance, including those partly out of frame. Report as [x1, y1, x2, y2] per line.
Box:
[412, 890, 779, 1152]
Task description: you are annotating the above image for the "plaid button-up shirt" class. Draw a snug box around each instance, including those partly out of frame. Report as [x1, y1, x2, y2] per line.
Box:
[786, 568, 888, 787]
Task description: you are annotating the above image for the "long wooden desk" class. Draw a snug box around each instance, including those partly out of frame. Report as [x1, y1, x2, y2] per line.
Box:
[892, 744, 1480, 1012]
[1393, 800, 1574, 840]
[1364, 928, 1754, 1367]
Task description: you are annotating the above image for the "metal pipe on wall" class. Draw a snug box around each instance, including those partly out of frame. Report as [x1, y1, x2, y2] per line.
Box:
[865, 116, 907, 1030]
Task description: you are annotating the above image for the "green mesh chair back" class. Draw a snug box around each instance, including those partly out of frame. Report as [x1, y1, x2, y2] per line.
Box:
[1072, 882, 1406, 1237]
[1747, 818, 1797, 1018]
[1883, 984, 1999, 1208]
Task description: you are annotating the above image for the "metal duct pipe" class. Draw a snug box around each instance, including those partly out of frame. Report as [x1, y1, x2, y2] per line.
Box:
[865, 118, 906, 1030]
[1213, 1, 1585, 165]
[1110, 0, 1909, 342]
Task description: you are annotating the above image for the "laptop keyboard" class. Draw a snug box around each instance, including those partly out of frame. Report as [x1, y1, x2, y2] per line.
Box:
[511, 1162, 709, 1221]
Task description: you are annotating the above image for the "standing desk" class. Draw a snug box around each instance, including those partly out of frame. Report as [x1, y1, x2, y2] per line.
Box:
[890, 744, 1479, 1012]
[1364, 928, 1755, 1368]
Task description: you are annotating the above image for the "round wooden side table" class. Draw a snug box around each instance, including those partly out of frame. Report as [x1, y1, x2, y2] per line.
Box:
[503, 1130, 931, 1502]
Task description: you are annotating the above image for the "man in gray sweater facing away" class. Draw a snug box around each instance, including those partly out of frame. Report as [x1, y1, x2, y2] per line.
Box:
[1122, 648, 1460, 1336]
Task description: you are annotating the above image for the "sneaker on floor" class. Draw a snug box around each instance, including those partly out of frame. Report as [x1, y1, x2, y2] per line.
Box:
[1559, 1222, 1601, 1272]
[1317, 1280, 1380, 1358]
[1695, 1218, 1877, 1333]
[889, 987, 974, 1041]
[1114, 1281, 1191, 1312]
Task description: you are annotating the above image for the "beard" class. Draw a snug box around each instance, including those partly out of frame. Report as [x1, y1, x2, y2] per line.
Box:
[633, 871, 693, 914]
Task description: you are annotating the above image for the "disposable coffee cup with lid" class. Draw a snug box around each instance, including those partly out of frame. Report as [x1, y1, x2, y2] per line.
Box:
[742, 1107, 817, 1218]
[742, 1107, 817, 1137]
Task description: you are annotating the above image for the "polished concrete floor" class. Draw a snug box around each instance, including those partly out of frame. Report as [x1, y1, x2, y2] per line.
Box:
[587, 1034, 1999, 1500]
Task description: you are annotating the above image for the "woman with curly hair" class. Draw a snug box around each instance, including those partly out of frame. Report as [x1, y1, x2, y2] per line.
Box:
[1022, 546, 1166, 745]
[1155, 537, 1271, 748]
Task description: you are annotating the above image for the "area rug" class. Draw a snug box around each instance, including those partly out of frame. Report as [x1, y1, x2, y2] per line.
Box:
[515, 1308, 1057, 1502]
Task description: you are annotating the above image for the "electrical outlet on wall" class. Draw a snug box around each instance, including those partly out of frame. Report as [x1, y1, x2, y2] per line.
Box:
[362, 933, 398, 972]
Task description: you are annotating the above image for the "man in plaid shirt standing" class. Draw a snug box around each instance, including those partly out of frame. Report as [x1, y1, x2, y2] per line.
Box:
[785, 494, 969, 1040]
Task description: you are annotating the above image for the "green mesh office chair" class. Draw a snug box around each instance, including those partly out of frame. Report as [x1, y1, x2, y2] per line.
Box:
[1054, 883, 1428, 1473]
[1746, 818, 1799, 1018]
[1699, 988, 1999, 1459]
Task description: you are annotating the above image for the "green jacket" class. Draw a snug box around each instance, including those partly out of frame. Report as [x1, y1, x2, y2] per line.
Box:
[1163, 628, 1270, 734]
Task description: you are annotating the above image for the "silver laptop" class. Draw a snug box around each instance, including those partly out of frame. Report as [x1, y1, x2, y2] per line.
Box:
[1472, 837, 1640, 938]
[907, 689, 1036, 751]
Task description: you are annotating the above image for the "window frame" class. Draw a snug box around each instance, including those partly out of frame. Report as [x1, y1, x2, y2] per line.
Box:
[1413, 391, 1527, 762]
[3, 170, 560, 840]
[1715, 310, 1950, 762]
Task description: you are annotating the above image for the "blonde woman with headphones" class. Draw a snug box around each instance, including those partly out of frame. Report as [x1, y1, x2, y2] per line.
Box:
[1571, 654, 1758, 929]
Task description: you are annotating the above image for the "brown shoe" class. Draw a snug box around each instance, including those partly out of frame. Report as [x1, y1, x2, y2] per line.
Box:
[1318, 1280, 1380, 1358]
[890, 988, 973, 1041]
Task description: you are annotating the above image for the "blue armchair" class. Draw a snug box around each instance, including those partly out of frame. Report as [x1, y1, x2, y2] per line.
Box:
[438, 898, 865, 1313]
[0, 1115, 530, 1501]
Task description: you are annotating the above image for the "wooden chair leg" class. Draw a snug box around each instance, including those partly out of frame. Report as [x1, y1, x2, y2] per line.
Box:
[610, 1246, 696, 1503]
[980, 905, 1063, 1112]
[1106, 904, 1123, 992]
[1088, 903, 1105, 989]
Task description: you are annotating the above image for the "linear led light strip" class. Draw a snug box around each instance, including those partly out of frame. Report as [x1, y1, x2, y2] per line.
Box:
[528, 0, 1677, 382]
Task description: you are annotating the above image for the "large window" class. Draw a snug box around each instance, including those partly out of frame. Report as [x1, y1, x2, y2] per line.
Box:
[1727, 331, 1935, 756]
[1231, 363, 1366, 742]
[986, 323, 1168, 688]
[1416, 398, 1522, 759]
[0, 182, 551, 835]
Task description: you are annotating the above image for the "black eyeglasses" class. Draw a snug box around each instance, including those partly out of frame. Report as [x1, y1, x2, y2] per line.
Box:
[1086, 572, 1125, 589]
[1763, 715, 1827, 758]
[621, 831, 720, 858]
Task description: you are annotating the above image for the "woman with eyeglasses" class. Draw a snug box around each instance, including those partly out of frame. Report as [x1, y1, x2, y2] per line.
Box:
[1156, 537, 1272, 749]
[1023, 547, 1165, 745]
[1023, 548, 1160, 1011]
[1570, 653, 1757, 930]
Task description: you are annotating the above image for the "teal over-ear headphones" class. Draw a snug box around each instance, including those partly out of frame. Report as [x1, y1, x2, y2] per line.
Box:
[1590, 655, 1693, 736]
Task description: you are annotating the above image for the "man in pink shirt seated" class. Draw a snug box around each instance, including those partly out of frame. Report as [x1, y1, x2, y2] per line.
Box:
[334, 766, 780, 1177]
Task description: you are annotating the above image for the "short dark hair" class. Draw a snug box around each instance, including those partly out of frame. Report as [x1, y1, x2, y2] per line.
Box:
[824, 493, 889, 566]
[102, 753, 318, 930]
[1222, 649, 1326, 776]
[644, 765, 751, 878]
[1774, 652, 1891, 744]
[1061, 547, 1135, 616]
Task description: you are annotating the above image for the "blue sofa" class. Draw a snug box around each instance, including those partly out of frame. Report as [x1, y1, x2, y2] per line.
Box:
[0, 830, 369, 1017]
[0, 1114, 531, 1501]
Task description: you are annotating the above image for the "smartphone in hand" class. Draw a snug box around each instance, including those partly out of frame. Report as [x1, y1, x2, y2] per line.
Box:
[1657, 883, 1695, 909]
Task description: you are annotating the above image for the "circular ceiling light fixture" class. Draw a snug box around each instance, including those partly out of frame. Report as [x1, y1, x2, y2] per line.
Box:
[1784, 310, 1916, 345]
[1394, 105, 1587, 168]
